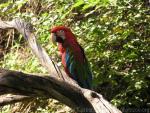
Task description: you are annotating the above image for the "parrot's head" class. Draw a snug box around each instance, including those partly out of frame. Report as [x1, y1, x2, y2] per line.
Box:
[50, 26, 72, 44]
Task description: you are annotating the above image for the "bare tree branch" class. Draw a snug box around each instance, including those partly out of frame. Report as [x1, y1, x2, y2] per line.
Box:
[0, 19, 122, 113]
[0, 94, 32, 106]
[0, 69, 121, 113]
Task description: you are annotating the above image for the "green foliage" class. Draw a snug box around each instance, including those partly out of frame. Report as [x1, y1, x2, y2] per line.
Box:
[0, 0, 149, 112]
[0, 47, 47, 73]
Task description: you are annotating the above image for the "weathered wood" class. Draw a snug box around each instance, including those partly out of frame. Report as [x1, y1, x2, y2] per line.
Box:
[0, 19, 122, 113]
[0, 94, 32, 106]
[0, 69, 121, 113]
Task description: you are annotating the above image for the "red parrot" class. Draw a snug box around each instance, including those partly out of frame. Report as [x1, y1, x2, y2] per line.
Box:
[50, 26, 92, 89]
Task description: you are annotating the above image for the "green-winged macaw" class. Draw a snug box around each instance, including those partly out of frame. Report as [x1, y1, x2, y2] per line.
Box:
[50, 26, 92, 89]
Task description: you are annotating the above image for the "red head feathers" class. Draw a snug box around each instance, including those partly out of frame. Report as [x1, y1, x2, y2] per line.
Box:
[51, 26, 71, 33]
[50, 26, 78, 44]
[50, 26, 84, 62]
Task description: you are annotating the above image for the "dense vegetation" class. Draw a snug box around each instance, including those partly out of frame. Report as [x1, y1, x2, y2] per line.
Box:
[0, 0, 149, 112]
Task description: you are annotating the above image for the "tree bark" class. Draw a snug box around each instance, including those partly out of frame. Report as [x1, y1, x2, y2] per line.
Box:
[0, 19, 122, 113]
[0, 68, 121, 113]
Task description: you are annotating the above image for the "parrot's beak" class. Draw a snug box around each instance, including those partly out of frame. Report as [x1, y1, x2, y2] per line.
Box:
[51, 33, 57, 45]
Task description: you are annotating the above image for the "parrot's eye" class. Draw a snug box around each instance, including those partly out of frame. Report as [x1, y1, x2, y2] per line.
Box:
[57, 30, 64, 35]
[59, 30, 64, 33]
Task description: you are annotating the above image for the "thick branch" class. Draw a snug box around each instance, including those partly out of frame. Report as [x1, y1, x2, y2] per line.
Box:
[0, 69, 121, 113]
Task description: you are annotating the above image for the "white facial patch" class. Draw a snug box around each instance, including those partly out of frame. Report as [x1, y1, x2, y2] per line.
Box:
[56, 30, 66, 40]
[51, 33, 56, 43]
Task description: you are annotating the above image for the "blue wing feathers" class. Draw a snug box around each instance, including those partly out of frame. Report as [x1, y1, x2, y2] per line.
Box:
[65, 48, 93, 89]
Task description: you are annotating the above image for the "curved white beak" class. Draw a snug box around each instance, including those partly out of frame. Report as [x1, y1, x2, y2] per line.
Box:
[51, 33, 56, 44]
